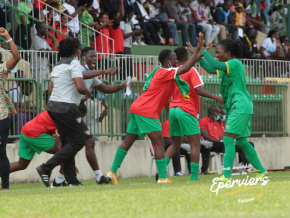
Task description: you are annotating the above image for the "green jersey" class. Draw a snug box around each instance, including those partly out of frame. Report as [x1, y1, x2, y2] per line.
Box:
[199, 50, 253, 115]
[217, 59, 253, 115]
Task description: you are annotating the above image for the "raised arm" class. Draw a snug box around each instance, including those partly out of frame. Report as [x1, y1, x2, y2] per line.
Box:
[82, 67, 119, 79]
[202, 49, 228, 71]
[195, 87, 223, 104]
[0, 28, 20, 70]
[198, 57, 217, 74]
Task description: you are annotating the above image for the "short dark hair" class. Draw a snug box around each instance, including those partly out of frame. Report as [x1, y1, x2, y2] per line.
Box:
[77, 0, 93, 8]
[58, 38, 81, 58]
[35, 22, 46, 31]
[99, 12, 109, 19]
[61, 10, 69, 17]
[109, 10, 118, 20]
[50, 1, 60, 7]
[217, 39, 243, 58]
[208, 105, 219, 115]
[280, 35, 288, 43]
[174, 47, 188, 62]
[158, 49, 172, 64]
[245, 27, 254, 35]
[78, 101, 87, 115]
[81, 47, 95, 57]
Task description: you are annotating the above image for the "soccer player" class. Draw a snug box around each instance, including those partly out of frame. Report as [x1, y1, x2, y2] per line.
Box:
[198, 38, 268, 181]
[164, 46, 222, 181]
[106, 34, 204, 184]
[10, 110, 61, 173]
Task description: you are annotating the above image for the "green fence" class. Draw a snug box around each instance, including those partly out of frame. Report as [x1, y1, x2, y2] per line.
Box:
[6, 79, 288, 140]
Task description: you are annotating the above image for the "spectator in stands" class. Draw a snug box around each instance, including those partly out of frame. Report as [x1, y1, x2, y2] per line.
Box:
[100, 0, 120, 13]
[15, 0, 33, 50]
[162, 119, 191, 176]
[92, 0, 101, 16]
[241, 27, 259, 59]
[48, 11, 69, 51]
[210, 0, 224, 10]
[62, 0, 86, 38]
[132, 0, 164, 45]
[213, 0, 238, 41]
[42, 1, 61, 25]
[30, 22, 52, 90]
[269, 2, 285, 33]
[8, 81, 36, 137]
[280, 35, 290, 60]
[199, 105, 224, 174]
[0, 1, 8, 28]
[121, 5, 144, 54]
[144, 0, 176, 45]
[260, 29, 280, 60]
[232, 3, 247, 33]
[78, 0, 98, 47]
[190, 0, 220, 46]
[94, 12, 112, 56]
[109, 0, 125, 54]
[165, 0, 196, 46]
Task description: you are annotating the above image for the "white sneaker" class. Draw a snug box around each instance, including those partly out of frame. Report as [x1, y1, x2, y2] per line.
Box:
[139, 42, 147, 45]
[132, 42, 138, 45]
[175, 172, 183, 176]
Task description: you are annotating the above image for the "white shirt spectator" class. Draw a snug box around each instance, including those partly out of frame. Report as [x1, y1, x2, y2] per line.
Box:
[260, 38, 277, 57]
[63, 2, 79, 33]
[30, 35, 52, 87]
[120, 20, 133, 48]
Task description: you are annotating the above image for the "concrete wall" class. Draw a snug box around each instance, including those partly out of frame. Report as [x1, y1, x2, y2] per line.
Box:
[7, 137, 290, 184]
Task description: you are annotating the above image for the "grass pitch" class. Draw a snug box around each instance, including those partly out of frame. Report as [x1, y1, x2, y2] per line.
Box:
[1, 171, 289, 218]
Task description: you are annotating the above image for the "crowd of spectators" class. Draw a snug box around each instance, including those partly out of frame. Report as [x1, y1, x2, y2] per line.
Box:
[0, 0, 289, 62]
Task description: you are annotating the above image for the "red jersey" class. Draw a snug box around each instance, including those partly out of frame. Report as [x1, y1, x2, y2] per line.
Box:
[130, 67, 178, 119]
[93, 26, 110, 58]
[47, 22, 68, 51]
[161, 120, 171, 139]
[169, 67, 203, 118]
[34, 0, 44, 9]
[199, 116, 220, 140]
[109, 23, 124, 54]
[22, 111, 56, 138]
[217, 122, 225, 137]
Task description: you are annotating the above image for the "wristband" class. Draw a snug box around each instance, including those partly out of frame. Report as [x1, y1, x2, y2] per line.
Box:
[6, 38, 12, 43]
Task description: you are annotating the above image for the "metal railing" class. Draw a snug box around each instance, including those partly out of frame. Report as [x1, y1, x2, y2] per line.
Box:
[0, 0, 114, 53]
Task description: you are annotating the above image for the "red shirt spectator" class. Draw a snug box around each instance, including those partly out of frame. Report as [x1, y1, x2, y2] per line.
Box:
[199, 116, 220, 140]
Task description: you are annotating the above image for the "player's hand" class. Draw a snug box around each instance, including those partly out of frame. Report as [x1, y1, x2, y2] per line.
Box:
[216, 96, 223, 104]
[186, 42, 195, 54]
[206, 41, 213, 50]
[0, 28, 11, 40]
[104, 67, 119, 76]
[197, 32, 204, 50]
[121, 81, 132, 89]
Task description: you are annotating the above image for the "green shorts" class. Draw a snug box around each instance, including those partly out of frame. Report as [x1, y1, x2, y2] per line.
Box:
[225, 113, 252, 138]
[169, 107, 200, 137]
[19, 133, 55, 160]
[127, 113, 161, 138]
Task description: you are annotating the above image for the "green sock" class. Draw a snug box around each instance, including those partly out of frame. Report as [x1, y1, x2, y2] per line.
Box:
[236, 138, 266, 173]
[110, 148, 128, 174]
[190, 162, 199, 181]
[223, 136, 236, 178]
[155, 158, 167, 179]
[165, 157, 170, 165]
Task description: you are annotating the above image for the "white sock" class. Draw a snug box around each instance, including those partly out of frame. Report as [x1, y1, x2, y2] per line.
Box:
[94, 170, 103, 182]
[55, 172, 65, 184]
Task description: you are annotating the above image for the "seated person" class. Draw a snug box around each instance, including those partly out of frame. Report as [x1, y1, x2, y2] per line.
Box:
[241, 28, 259, 59]
[132, 0, 164, 45]
[213, 0, 238, 41]
[161, 119, 191, 176]
[8, 81, 36, 137]
[199, 105, 224, 174]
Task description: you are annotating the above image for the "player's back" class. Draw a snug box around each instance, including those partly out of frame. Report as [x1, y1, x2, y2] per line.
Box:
[22, 111, 56, 137]
[130, 67, 177, 119]
[170, 67, 203, 118]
